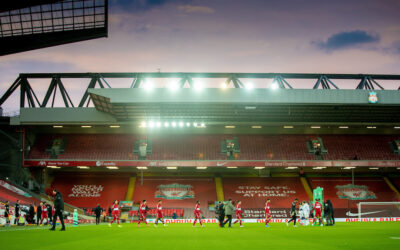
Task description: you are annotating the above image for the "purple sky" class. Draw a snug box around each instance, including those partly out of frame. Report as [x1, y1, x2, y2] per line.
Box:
[1, 0, 400, 112]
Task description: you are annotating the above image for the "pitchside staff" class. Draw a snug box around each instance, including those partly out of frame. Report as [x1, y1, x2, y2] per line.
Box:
[50, 189, 65, 231]
[287, 198, 298, 227]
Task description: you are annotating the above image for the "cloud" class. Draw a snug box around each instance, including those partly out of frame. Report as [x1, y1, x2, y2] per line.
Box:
[177, 4, 215, 14]
[313, 30, 380, 51]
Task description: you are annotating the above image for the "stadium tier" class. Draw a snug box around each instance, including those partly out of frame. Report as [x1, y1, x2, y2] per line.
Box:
[0, 180, 41, 205]
[27, 134, 400, 161]
[51, 174, 130, 208]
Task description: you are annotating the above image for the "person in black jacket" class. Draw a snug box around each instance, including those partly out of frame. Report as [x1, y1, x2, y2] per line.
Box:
[327, 200, 335, 225]
[14, 200, 20, 225]
[50, 189, 65, 231]
[287, 198, 298, 227]
[37, 202, 42, 226]
[29, 204, 35, 224]
[215, 202, 225, 227]
[4, 201, 10, 225]
[94, 204, 102, 225]
[46, 203, 53, 224]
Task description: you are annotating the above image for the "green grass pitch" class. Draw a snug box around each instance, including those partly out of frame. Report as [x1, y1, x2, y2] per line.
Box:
[1, 222, 400, 250]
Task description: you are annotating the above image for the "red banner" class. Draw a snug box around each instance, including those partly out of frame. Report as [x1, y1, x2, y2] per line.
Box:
[24, 160, 400, 167]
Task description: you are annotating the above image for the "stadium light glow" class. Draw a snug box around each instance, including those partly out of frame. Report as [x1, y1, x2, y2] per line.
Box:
[81, 125, 92, 128]
[284, 126, 294, 129]
[312, 167, 326, 169]
[200, 122, 205, 127]
[77, 166, 89, 169]
[53, 125, 63, 128]
[167, 166, 177, 170]
[369, 167, 379, 170]
[367, 126, 376, 129]
[254, 167, 265, 169]
[164, 122, 170, 127]
[285, 167, 298, 169]
[225, 125, 235, 129]
[193, 122, 198, 127]
[168, 81, 179, 92]
[311, 126, 321, 129]
[270, 82, 279, 90]
[137, 167, 148, 170]
[252, 126, 262, 129]
[47, 166, 60, 169]
[106, 166, 119, 169]
[149, 121, 154, 128]
[245, 106, 256, 110]
[172, 121, 177, 127]
[194, 80, 203, 91]
[339, 126, 349, 129]
[245, 82, 254, 90]
[140, 121, 147, 128]
[109, 125, 120, 128]
[343, 167, 356, 169]
[186, 122, 191, 127]
[227, 167, 238, 169]
[221, 82, 228, 89]
[394, 126, 400, 129]
[196, 167, 207, 170]
[179, 121, 184, 127]
[143, 79, 154, 91]
[156, 122, 162, 128]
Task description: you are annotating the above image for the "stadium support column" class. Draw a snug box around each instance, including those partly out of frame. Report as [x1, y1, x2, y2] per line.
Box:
[383, 177, 400, 200]
[125, 176, 137, 201]
[215, 176, 225, 201]
[300, 176, 313, 200]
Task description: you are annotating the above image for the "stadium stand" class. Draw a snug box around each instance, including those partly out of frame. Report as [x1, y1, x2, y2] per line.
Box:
[51, 174, 130, 208]
[308, 177, 400, 217]
[0, 179, 41, 205]
[132, 177, 217, 209]
[28, 134, 400, 161]
[321, 135, 400, 160]
[222, 177, 309, 218]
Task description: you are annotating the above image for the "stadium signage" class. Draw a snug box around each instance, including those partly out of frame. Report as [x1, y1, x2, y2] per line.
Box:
[155, 183, 195, 200]
[368, 91, 378, 103]
[25, 160, 400, 167]
[336, 184, 376, 200]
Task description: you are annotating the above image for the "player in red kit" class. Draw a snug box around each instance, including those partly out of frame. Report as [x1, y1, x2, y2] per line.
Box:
[138, 200, 149, 227]
[193, 201, 204, 227]
[312, 199, 323, 226]
[265, 199, 271, 228]
[154, 200, 166, 227]
[109, 200, 122, 227]
[233, 200, 244, 227]
[40, 202, 49, 225]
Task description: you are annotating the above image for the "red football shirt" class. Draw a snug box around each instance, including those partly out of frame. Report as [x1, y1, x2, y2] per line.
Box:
[236, 204, 242, 215]
[265, 202, 270, 214]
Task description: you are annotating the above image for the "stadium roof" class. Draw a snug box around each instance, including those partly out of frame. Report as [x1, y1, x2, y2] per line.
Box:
[0, 0, 108, 55]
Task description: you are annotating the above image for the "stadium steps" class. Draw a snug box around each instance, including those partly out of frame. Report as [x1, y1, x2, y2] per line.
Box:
[383, 177, 400, 200]
[300, 176, 313, 200]
[214, 176, 224, 201]
[125, 176, 136, 201]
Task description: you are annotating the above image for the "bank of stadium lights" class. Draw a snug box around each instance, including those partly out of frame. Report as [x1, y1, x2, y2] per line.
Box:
[53, 125, 63, 128]
[254, 167, 265, 169]
[343, 167, 356, 170]
[77, 166, 89, 169]
[140, 121, 205, 128]
[47, 166, 60, 169]
[143, 79, 154, 91]
[312, 167, 326, 170]
[339, 126, 349, 129]
[137, 167, 148, 170]
[369, 167, 379, 170]
[81, 125, 92, 128]
[311, 126, 321, 129]
[194, 80, 204, 91]
[164, 122, 169, 127]
[252, 126, 262, 129]
[283, 125, 294, 129]
[196, 167, 207, 170]
[227, 166, 238, 169]
[245, 82, 254, 90]
[167, 166, 177, 170]
[172, 122, 177, 127]
[109, 125, 120, 128]
[225, 125, 235, 129]
[168, 81, 179, 92]
[179, 121, 184, 127]
[367, 126, 377, 129]
[270, 82, 279, 90]
[106, 166, 119, 170]
[285, 167, 298, 169]
[186, 122, 191, 127]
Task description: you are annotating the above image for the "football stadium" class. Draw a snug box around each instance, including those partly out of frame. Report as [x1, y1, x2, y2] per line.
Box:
[1, 1, 400, 250]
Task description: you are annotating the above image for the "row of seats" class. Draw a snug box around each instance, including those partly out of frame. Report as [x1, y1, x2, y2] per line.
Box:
[28, 134, 400, 160]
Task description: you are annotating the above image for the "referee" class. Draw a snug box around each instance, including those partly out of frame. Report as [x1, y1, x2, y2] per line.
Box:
[50, 189, 66, 231]
[287, 198, 298, 227]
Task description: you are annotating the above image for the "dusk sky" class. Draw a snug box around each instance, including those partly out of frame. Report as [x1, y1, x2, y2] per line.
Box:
[1, 0, 400, 112]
